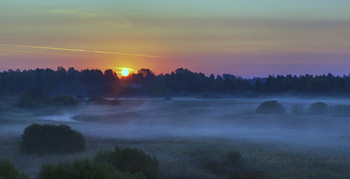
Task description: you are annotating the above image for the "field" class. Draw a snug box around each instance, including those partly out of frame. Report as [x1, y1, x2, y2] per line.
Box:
[1, 96, 350, 178]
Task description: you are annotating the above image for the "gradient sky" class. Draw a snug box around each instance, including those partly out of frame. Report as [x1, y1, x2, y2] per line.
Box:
[1, 0, 350, 77]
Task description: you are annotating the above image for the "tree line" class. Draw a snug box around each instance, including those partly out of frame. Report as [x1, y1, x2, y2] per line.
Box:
[1, 66, 350, 97]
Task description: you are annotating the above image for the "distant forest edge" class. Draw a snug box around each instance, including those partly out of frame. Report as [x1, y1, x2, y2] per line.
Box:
[1, 66, 350, 97]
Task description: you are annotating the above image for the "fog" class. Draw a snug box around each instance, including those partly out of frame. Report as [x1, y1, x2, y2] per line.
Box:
[26, 97, 349, 151]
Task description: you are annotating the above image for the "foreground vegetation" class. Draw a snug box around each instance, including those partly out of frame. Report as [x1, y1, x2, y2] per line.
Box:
[0, 159, 28, 179]
[1, 136, 349, 179]
[37, 157, 145, 179]
[1, 97, 350, 178]
[20, 124, 85, 154]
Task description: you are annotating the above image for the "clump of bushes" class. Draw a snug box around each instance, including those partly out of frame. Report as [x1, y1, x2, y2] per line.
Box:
[256, 100, 286, 114]
[307, 102, 328, 115]
[195, 149, 265, 178]
[163, 96, 172, 101]
[49, 95, 78, 106]
[20, 124, 85, 154]
[37, 159, 141, 179]
[329, 105, 350, 117]
[201, 150, 244, 176]
[17, 88, 78, 108]
[291, 104, 305, 115]
[199, 93, 220, 99]
[87, 96, 121, 105]
[227, 171, 266, 179]
[94, 147, 160, 179]
[0, 159, 28, 179]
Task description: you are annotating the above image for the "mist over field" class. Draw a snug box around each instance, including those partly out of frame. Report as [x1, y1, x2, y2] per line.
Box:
[6, 97, 348, 149]
[2, 96, 350, 178]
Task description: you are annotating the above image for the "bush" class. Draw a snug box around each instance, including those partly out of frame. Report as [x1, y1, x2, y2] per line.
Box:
[227, 171, 266, 179]
[163, 96, 172, 101]
[20, 124, 85, 154]
[307, 102, 328, 115]
[0, 159, 28, 179]
[94, 147, 160, 179]
[202, 150, 244, 176]
[87, 96, 121, 105]
[291, 104, 305, 115]
[17, 88, 50, 108]
[50, 95, 78, 106]
[330, 105, 350, 117]
[37, 159, 142, 179]
[200, 93, 220, 99]
[17, 91, 78, 108]
[256, 101, 286, 114]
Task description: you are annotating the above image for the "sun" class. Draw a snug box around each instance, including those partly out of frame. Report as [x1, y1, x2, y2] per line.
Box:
[121, 68, 130, 76]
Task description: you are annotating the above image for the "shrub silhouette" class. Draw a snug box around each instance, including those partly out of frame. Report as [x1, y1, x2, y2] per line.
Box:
[163, 96, 172, 101]
[50, 95, 78, 106]
[202, 150, 244, 176]
[330, 105, 350, 117]
[17, 89, 78, 108]
[227, 171, 266, 179]
[291, 104, 305, 115]
[20, 124, 85, 154]
[0, 159, 28, 179]
[256, 101, 286, 114]
[87, 96, 121, 105]
[307, 102, 328, 115]
[94, 147, 160, 179]
[37, 159, 142, 179]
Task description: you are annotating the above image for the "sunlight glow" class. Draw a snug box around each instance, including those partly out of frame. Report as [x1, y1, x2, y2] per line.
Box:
[121, 68, 130, 76]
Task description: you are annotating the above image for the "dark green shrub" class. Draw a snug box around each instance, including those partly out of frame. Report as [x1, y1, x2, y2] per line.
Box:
[17, 88, 50, 108]
[307, 102, 328, 115]
[87, 96, 121, 105]
[50, 95, 78, 105]
[94, 147, 159, 179]
[17, 90, 78, 108]
[291, 104, 305, 115]
[200, 93, 220, 99]
[0, 159, 28, 179]
[163, 96, 172, 101]
[221, 150, 244, 168]
[37, 159, 142, 179]
[202, 150, 244, 176]
[228, 171, 266, 179]
[17, 95, 39, 108]
[330, 105, 350, 117]
[256, 101, 286, 114]
[20, 124, 85, 154]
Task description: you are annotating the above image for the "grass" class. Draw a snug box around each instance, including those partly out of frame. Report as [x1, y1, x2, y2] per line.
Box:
[1, 96, 350, 178]
[1, 136, 350, 178]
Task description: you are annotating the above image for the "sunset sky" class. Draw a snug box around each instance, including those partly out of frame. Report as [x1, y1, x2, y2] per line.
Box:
[1, 0, 350, 77]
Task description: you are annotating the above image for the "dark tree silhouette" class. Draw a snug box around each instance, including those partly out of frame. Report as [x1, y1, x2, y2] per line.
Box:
[1, 67, 350, 97]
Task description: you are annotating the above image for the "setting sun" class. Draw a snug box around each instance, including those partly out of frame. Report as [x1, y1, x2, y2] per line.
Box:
[121, 68, 130, 76]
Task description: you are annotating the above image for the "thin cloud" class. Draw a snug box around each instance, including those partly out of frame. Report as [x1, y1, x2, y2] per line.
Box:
[0, 48, 73, 57]
[0, 44, 167, 59]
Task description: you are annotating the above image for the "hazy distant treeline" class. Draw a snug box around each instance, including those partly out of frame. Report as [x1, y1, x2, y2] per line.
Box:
[1, 67, 350, 97]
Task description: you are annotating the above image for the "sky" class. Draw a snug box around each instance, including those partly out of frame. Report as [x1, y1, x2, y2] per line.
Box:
[0, 0, 350, 77]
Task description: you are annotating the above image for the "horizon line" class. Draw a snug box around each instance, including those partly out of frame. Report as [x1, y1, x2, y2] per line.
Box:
[0, 66, 348, 79]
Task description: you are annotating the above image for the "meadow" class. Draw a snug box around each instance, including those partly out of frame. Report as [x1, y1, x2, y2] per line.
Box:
[1, 96, 350, 178]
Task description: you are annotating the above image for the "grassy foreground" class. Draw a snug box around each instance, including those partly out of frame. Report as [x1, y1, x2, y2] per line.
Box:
[0, 136, 350, 179]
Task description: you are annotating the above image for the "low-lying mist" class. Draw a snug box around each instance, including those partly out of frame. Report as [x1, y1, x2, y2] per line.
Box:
[29, 97, 350, 151]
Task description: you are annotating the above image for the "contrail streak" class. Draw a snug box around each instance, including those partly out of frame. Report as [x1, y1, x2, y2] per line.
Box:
[0, 44, 166, 58]
[0, 48, 73, 56]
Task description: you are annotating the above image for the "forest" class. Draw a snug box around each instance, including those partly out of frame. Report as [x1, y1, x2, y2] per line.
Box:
[1, 66, 350, 97]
